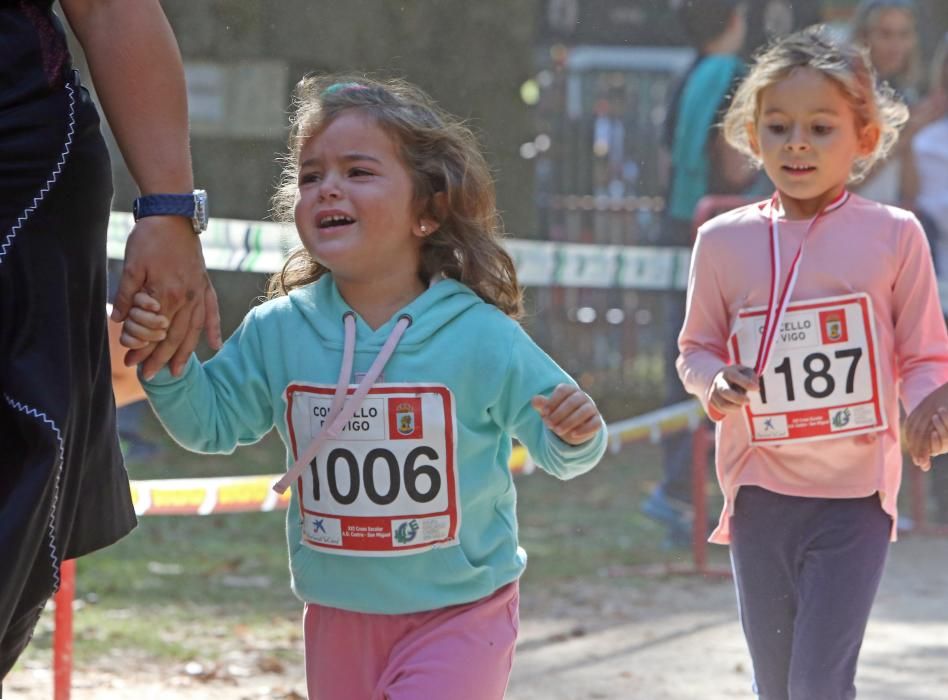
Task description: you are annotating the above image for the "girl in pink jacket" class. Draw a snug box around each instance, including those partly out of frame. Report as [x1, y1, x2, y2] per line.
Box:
[677, 27, 948, 700]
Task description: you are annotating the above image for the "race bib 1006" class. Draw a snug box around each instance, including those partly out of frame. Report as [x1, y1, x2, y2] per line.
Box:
[285, 383, 460, 556]
[730, 294, 887, 445]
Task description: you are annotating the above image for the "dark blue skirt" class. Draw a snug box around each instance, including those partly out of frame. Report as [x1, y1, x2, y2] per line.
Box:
[0, 69, 136, 676]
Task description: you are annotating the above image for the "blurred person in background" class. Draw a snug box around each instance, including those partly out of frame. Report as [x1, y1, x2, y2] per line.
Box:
[0, 0, 219, 685]
[912, 35, 948, 271]
[643, 0, 758, 548]
[849, 0, 943, 207]
[910, 33, 948, 523]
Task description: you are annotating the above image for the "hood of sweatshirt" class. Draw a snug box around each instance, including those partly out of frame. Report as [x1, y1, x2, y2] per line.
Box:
[285, 275, 484, 353]
[271, 274, 488, 493]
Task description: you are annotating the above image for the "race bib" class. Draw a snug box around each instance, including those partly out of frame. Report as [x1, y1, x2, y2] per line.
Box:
[285, 383, 460, 556]
[730, 294, 886, 444]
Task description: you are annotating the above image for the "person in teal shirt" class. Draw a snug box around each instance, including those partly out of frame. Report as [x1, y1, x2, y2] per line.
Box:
[643, 0, 760, 547]
[127, 76, 606, 699]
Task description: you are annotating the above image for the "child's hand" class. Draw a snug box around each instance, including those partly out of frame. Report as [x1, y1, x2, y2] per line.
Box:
[906, 382, 948, 469]
[532, 384, 603, 446]
[918, 407, 948, 471]
[709, 365, 759, 416]
[120, 292, 169, 351]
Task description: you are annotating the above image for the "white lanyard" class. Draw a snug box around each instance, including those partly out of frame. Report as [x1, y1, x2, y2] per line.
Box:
[753, 191, 850, 375]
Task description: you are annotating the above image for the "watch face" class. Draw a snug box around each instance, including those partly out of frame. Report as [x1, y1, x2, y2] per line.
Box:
[193, 189, 209, 232]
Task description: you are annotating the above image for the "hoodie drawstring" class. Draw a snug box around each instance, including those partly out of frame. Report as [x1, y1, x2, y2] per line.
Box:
[273, 313, 413, 494]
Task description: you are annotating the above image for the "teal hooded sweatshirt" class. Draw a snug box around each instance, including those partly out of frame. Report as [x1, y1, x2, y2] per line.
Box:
[143, 275, 606, 614]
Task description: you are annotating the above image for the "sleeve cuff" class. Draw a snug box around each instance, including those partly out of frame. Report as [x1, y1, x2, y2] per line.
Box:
[139, 354, 199, 387]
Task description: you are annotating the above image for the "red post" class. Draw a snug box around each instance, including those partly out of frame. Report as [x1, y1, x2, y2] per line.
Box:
[53, 559, 76, 700]
[691, 423, 710, 574]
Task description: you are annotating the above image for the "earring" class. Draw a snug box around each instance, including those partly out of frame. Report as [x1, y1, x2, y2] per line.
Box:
[420, 225, 428, 234]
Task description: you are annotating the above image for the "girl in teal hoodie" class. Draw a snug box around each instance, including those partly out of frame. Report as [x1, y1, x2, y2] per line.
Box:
[127, 76, 606, 699]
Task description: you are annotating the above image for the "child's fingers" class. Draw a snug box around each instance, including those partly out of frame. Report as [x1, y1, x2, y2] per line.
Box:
[563, 415, 604, 444]
[546, 396, 599, 437]
[120, 330, 151, 351]
[122, 318, 168, 344]
[934, 409, 948, 437]
[531, 395, 549, 416]
[710, 385, 749, 411]
[930, 429, 943, 459]
[535, 384, 577, 416]
[127, 305, 170, 331]
[930, 410, 948, 457]
[725, 366, 759, 393]
[541, 387, 592, 424]
[133, 291, 162, 313]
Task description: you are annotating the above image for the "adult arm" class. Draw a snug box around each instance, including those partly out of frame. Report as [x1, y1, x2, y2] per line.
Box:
[61, 0, 221, 379]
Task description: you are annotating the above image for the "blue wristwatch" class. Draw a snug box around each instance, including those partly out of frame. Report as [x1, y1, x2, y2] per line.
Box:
[132, 189, 208, 234]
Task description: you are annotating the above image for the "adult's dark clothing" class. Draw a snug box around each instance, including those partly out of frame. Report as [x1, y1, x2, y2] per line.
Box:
[0, 0, 136, 680]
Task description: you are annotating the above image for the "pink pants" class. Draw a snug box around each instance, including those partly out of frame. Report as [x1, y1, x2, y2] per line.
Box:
[303, 581, 519, 700]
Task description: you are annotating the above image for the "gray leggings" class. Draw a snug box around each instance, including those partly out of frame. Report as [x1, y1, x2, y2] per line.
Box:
[729, 486, 891, 700]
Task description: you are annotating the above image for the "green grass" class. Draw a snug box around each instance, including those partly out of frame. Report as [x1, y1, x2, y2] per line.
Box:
[19, 407, 720, 668]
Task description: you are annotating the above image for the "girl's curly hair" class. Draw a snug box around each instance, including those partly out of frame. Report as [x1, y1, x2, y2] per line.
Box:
[268, 75, 523, 319]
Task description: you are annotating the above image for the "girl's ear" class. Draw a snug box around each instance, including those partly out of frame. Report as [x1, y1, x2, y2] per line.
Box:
[413, 192, 447, 238]
[413, 218, 440, 238]
[858, 122, 881, 156]
[746, 121, 761, 156]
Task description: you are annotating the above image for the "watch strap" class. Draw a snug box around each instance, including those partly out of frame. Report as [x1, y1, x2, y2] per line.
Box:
[133, 193, 196, 220]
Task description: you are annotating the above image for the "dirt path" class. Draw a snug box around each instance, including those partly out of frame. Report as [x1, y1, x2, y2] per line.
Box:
[7, 537, 948, 699]
[509, 536, 948, 699]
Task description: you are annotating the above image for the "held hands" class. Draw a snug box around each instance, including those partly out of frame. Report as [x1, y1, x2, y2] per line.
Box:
[119, 292, 171, 358]
[110, 215, 221, 379]
[904, 382, 948, 470]
[532, 384, 603, 446]
[708, 365, 760, 416]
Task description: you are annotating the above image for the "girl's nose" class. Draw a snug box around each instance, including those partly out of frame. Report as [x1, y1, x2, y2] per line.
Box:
[318, 173, 342, 200]
[784, 124, 809, 151]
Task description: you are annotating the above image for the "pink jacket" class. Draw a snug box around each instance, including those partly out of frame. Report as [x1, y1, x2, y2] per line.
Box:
[677, 194, 948, 543]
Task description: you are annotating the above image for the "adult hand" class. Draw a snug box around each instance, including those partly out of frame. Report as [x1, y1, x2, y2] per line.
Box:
[110, 216, 221, 379]
[904, 382, 948, 469]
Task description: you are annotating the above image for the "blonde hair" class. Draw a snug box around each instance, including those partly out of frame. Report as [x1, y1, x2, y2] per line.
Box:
[269, 75, 523, 319]
[723, 26, 909, 183]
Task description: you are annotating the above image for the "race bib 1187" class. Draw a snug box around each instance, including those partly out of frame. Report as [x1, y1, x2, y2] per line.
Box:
[730, 294, 887, 444]
[285, 383, 460, 556]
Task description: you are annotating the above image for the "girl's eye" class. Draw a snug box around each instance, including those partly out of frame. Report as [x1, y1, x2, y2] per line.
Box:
[349, 168, 373, 177]
[766, 123, 787, 135]
[812, 124, 834, 136]
[299, 172, 321, 185]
